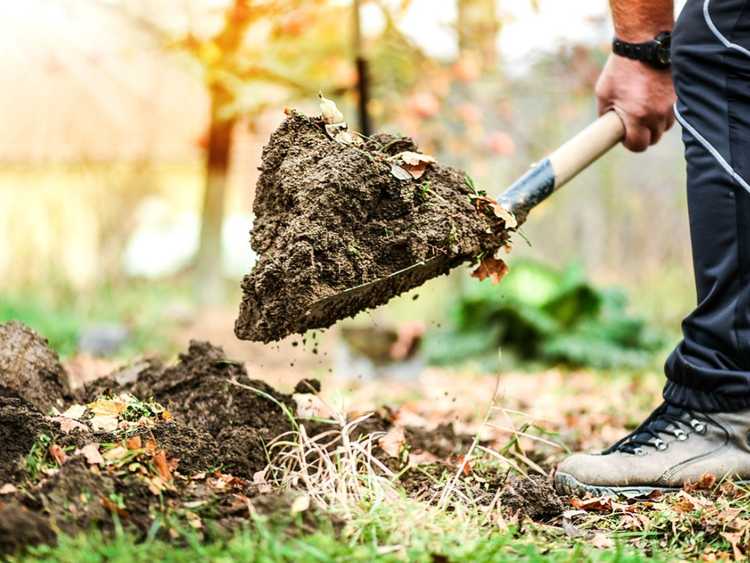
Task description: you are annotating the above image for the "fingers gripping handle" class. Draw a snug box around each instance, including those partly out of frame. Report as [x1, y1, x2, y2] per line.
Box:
[498, 111, 625, 224]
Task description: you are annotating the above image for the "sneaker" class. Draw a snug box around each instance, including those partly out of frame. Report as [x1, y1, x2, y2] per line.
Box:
[554, 402, 750, 497]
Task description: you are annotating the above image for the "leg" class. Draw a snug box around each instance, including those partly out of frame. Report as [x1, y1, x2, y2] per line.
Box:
[555, 0, 750, 496]
[664, 0, 750, 412]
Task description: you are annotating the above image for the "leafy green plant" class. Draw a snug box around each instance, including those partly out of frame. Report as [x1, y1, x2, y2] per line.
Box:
[423, 260, 664, 370]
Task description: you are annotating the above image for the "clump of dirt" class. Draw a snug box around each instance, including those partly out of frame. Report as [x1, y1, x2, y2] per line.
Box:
[0, 394, 56, 484]
[235, 111, 511, 342]
[406, 423, 475, 459]
[0, 502, 55, 555]
[127, 340, 296, 477]
[0, 321, 71, 412]
[500, 474, 564, 521]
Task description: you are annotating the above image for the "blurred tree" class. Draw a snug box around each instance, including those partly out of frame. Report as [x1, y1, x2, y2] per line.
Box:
[112, 0, 354, 302]
[457, 0, 501, 70]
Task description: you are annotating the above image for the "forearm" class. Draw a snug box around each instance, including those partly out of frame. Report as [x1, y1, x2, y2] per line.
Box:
[610, 0, 674, 42]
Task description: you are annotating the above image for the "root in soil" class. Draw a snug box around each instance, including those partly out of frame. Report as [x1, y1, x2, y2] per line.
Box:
[235, 110, 512, 342]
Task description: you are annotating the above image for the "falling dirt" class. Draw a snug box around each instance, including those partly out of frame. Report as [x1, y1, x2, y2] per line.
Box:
[0, 321, 562, 556]
[235, 111, 511, 343]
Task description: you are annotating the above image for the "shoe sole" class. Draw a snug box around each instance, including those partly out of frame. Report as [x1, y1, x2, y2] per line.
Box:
[554, 472, 679, 498]
[555, 472, 750, 498]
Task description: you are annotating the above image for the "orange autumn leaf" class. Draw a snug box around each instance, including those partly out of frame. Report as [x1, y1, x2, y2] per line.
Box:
[471, 257, 509, 285]
[153, 450, 173, 482]
[49, 444, 67, 466]
[474, 196, 518, 229]
[126, 436, 142, 450]
[570, 496, 613, 512]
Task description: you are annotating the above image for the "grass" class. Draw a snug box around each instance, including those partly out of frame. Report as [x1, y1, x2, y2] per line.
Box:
[0, 279, 191, 358]
[16, 517, 667, 563]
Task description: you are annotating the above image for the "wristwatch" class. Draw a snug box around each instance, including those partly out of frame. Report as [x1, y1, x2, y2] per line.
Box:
[612, 31, 672, 69]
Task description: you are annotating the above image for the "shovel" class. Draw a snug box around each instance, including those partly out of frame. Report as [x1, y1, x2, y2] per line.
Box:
[303, 111, 626, 325]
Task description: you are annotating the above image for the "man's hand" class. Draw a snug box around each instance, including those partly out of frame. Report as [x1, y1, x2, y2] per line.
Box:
[596, 55, 676, 152]
[603, 0, 676, 152]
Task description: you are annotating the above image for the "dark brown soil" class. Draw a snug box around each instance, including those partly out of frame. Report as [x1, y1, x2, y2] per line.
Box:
[0, 321, 561, 556]
[500, 474, 564, 521]
[0, 321, 71, 412]
[235, 111, 511, 342]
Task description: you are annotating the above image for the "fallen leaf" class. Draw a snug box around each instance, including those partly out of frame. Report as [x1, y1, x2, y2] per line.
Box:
[53, 416, 88, 434]
[49, 444, 67, 465]
[684, 472, 716, 492]
[318, 93, 344, 125]
[103, 446, 128, 462]
[379, 426, 406, 458]
[471, 257, 509, 284]
[100, 496, 128, 517]
[334, 130, 362, 145]
[290, 494, 310, 515]
[591, 533, 614, 549]
[186, 511, 203, 529]
[722, 531, 745, 560]
[144, 439, 158, 455]
[395, 151, 436, 180]
[78, 443, 104, 465]
[408, 451, 440, 466]
[474, 195, 518, 229]
[390, 163, 412, 181]
[147, 476, 166, 495]
[61, 404, 87, 420]
[88, 398, 126, 417]
[0, 484, 17, 495]
[162, 410, 172, 422]
[90, 415, 119, 433]
[293, 394, 332, 419]
[570, 497, 613, 513]
[126, 436, 142, 450]
[153, 451, 173, 482]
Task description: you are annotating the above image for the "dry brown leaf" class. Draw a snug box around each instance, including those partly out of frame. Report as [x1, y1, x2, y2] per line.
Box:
[78, 443, 104, 465]
[90, 415, 119, 433]
[722, 531, 745, 561]
[318, 93, 345, 125]
[126, 436, 143, 450]
[153, 450, 173, 482]
[591, 533, 614, 549]
[379, 426, 406, 458]
[474, 195, 518, 229]
[0, 483, 18, 495]
[145, 439, 158, 455]
[88, 398, 126, 417]
[61, 404, 87, 420]
[471, 257, 509, 285]
[100, 496, 128, 517]
[684, 472, 717, 492]
[570, 496, 613, 513]
[53, 416, 88, 434]
[395, 151, 436, 180]
[49, 444, 67, 466]
[390, 164, 412, 181]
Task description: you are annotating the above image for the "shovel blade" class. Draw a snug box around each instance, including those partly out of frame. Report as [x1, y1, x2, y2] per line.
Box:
[303, 254, 468, 329]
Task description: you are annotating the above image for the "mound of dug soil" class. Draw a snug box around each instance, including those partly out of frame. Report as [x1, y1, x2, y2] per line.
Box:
[235, 111, 512, 342]
[0, 321, 563, 556]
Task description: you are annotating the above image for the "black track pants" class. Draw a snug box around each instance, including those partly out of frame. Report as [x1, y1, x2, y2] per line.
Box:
[663, 0, 750, 411]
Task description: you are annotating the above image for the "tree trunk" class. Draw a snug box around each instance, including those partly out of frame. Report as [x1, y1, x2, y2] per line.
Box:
[194, 99, 234, 304]
[457, 0, 500, 70]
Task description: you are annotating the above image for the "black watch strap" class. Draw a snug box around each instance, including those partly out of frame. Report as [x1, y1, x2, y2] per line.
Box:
[612, 31, 672, 69]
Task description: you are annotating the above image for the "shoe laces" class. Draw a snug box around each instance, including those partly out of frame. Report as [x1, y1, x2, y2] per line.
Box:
[604, 403, 707, 455]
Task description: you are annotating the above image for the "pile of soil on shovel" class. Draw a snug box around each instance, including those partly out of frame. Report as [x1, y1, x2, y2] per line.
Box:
[235, 110, 512, 342]
[0, 321, 562, 556]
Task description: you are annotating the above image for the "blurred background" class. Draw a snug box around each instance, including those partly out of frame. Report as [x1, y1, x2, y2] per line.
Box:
[0, 0, 692, 389]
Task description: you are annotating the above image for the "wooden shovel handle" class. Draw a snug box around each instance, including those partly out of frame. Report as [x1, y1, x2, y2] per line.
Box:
[498, 111, 625, 224]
